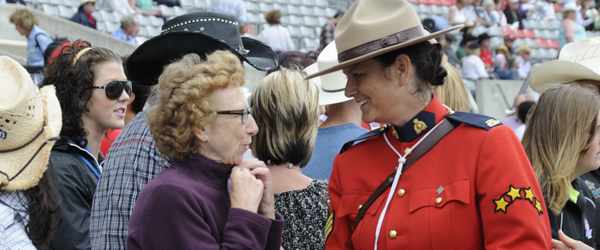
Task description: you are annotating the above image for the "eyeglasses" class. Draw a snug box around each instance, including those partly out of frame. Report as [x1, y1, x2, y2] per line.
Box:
[91, 81, 132, 100]
[217, 107, 252, 124]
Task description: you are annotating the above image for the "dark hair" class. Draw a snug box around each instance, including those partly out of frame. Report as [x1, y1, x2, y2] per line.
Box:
[518, 100, 535, 123]
[43, 39, 70, 67]
[265, 10, 282, 24]
[334, 9, 345, 18]
[266, 51, 319, 75]
[373, 42, 447, 92]
[40, 40, 122, 147]
[23, 169, 61, 248]
[131, 81, 152, 114]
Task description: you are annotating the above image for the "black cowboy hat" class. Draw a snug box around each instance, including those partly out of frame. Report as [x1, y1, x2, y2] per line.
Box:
[127, 12, 278, 86]
[477, 32, 492, 43]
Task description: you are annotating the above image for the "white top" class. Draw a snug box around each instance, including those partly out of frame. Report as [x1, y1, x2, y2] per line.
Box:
[463, 5, 478, 22]
[490, 10, 508, 26]
[517, 56, 531, 79]
[259, 25, 295, 53]
[542, 2, 556, 20]
[449, 5, 467, 23]
[0, 191, 36, 250]
[462, 55, 490, 81]
[99, 0, 135, 15]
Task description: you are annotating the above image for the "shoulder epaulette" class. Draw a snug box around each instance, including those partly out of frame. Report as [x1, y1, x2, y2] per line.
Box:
[339, 124, 391, 154]
[444, 111, 502, 131]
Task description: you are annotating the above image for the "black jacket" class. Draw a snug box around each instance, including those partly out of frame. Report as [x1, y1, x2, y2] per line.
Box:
[503, 7, 524, 29]
[48, 138, 103, 250]
[547, 177, 597, 249]
[580, 170, 600, 249]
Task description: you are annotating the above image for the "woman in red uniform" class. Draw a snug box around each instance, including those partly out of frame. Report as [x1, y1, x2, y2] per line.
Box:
[307, 0, 552, 249]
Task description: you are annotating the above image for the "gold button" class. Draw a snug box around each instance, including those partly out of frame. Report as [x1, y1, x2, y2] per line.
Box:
[435, 197, 442, 204]
[358, 205, 363, 211]
[397, 189, 406, 197]
[389, 230, 397, 238]
[447, 111, 455, 115]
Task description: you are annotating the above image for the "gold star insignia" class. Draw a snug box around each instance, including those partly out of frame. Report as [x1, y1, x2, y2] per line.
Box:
[524, 187, 535, 203]
[485, 119, 500, 127]
[506, 186, 522, 201]
[534, 199, 543, 214]
[494, 196, 510, 213]
[413, 118, 427, 134]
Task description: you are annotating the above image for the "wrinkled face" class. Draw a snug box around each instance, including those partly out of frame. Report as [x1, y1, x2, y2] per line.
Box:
[576, 112, 600, 176]
[83, 2, 95, 14]
[124, 25, 140, 37]
[82, 61, 130, 133]
[343, 58, 404, 124]
[198, 86, 258, 165]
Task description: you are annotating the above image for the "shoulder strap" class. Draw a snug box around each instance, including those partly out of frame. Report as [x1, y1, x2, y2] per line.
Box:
[34, 33, 52, 53]
[353, 119, 460, 229]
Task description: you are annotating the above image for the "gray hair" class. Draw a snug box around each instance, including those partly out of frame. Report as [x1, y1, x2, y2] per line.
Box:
[120, 15, 140, 29]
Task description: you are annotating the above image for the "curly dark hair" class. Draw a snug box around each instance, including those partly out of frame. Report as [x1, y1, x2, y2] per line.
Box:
[40, 40, 122, 147]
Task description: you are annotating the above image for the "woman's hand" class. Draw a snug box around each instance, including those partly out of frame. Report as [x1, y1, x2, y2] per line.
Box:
[230, 166, 264, 213]
[551, 230, 594, 250]
[238, 159, 276, 220]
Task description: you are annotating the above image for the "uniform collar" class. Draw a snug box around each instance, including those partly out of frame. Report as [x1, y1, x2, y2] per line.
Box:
[390, 95, 449, 142]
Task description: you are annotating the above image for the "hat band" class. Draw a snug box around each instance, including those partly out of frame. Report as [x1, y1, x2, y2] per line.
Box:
[338, 26, 425, 63]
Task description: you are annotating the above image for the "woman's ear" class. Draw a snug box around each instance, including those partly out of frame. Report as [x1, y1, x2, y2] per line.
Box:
[194, 125, 210, 142]
[127, 93, 136, 105]
[394, 54, 412, 87]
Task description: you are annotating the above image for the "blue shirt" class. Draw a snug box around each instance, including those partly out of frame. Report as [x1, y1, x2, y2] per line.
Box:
[207, 0, 247, 23]
[27, 25, 52, 66]
[302, 123, 367, 180]
[111, 28, 139, 45]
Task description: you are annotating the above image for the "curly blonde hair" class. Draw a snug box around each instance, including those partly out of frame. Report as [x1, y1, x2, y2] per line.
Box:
[147, 51, 246, 160]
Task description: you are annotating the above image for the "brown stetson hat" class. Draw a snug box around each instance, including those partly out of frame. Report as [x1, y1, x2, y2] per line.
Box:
[306, 0, 462, 79]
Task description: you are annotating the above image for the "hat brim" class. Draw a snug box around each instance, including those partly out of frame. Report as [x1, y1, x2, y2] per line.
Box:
[307, 25, 463, 79]
[3, 86, 61, 190]
[127, 32, 277, 86]
[305, 63, 353, 105]
[530, 60, 600, 93]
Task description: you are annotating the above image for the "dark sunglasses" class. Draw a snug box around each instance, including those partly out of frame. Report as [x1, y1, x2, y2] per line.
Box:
[91, 81, 132, 100]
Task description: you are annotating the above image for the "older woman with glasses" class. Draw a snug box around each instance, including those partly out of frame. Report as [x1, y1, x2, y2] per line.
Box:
[127, 51, 284, 250]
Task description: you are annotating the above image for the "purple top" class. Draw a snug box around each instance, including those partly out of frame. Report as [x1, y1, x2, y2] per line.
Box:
[127, 153, 284, 250]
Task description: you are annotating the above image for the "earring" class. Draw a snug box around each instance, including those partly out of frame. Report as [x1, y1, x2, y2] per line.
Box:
[203, 136, 208, 141]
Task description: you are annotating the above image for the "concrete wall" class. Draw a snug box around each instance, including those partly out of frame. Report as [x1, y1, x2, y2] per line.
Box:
[475, 79, 528, 120]
[0, 4, 137, 59]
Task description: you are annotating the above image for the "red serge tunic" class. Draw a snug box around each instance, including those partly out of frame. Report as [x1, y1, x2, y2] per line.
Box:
[325, 95, 552, 250]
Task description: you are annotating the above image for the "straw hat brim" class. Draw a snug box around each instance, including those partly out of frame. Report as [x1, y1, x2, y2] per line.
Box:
[2, 86, 61, 190]
[306, 25, 463, 79]
[529, 60, 600, 93]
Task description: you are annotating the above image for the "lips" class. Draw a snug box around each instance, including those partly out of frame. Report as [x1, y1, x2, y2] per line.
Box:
[114, 107, 126, 117]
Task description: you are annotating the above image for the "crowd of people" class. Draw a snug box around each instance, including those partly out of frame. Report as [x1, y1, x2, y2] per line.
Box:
[6, 0, 600, 249]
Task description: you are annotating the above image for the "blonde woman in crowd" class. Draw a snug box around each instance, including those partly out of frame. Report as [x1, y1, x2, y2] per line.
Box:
[249, 68, 329, 249]
[523, 84, 600, 249]
[128, 51, 283, 249]
[259, 10, 295, 54]
[9, 9, 53, 67]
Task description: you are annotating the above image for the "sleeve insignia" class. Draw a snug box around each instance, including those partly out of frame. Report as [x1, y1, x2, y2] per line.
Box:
[485, 119, 501, 127]
[493, 185, 544, 215]
[324, 210, 335, 243]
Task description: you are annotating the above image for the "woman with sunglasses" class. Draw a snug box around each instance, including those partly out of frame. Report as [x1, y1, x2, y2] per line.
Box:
[39, 40, 130, 249]
[127, 51, 283, 249]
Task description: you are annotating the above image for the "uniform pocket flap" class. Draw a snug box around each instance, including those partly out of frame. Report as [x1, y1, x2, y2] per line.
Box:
[338, 193, 371, 217]
[409, 179, 471, 213]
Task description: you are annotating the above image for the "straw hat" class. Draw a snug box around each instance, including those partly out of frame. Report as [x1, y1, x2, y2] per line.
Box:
[0, 56, 62, 190]
[530, 37, 600, 93]
[305, 42, 352, 105]
[307, 0, 462, 78]
[561, 2, 578, 13]
[516, 44, 533, 54]
[495, 45, 511, 57]
[78, 0, 95, 6]
[460, 20, 475, 33]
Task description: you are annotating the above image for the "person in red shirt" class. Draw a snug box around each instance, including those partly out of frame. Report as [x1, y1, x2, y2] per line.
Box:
[477, 33, 493, 69]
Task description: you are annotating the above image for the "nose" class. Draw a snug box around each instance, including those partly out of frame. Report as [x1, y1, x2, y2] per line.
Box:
[345, 79, 357, 98]
[118, 89, 131, 102]
[246, 115, 259, 136]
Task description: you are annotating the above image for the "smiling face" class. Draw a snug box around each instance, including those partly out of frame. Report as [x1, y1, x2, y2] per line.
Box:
[576, 112, 600, 176]
[197, 86, 258, 165]
[82, 61, 130, 134]
[343, 57, 419, 125]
